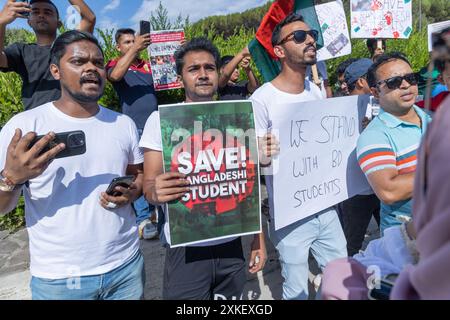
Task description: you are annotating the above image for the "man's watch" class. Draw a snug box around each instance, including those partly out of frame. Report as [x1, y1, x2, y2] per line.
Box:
[0, 171, 22, 192]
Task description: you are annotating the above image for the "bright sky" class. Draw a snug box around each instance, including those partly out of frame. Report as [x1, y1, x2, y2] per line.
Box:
[0, 0, 267, 32]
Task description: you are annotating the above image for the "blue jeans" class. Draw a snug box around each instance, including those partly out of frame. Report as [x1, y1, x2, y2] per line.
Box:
[269, 208, 347, 300]
[31, 250, 145, 300]
[134, 195, 155, 225]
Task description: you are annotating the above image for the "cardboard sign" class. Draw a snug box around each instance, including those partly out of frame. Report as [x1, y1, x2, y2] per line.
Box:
[271, 95, 372, 230]
[351, 0, 412, 39]
[316, 0, 352, 61]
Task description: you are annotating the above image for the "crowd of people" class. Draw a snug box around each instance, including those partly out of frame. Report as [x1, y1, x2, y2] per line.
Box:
[0, 0, 449, 300]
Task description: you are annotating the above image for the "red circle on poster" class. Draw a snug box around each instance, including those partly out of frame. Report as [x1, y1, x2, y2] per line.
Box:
[170, 133, 256, 215]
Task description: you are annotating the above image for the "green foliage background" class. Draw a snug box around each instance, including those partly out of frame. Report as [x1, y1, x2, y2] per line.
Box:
[0, 0, 448, 231]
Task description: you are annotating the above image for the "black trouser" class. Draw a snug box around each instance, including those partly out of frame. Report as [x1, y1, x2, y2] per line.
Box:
[339, 194, 380, 256]
[163, 237, 246, 300]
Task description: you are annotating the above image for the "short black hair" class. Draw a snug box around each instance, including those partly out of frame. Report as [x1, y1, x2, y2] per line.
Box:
[174, 37, 220, 75]
[347, 81, 357, 93]
[30, 0, 59, 19]
[271, 13, 305, 48]
[337, 58, 358, 76]
[367, 52, 411, 88]
[115, 28, 135, 43]
[50, 30, 103, 66]
[220, 55, 234, 68]
[366, 38, 386, 55]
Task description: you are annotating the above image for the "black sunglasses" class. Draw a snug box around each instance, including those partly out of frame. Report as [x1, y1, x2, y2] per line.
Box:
[278, 30, 319, 45]
[376, 73, 418, 90]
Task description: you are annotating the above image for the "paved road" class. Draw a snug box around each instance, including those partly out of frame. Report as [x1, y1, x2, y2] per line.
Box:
[0, 199, 379, 300]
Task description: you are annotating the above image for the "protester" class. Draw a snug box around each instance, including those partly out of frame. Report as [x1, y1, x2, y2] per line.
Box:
[416, 27, 450, 113]
[140, 37, 267, 300]
[344, 58, 372, 96]
[106, 28, 158, 240]
[366, 38, 386, 62]
[357, 52, 432, 235]
[250, 13, 347, 300]
[218, 46, 259, 100]
[334, 57, 358, 96]
[0, 30, 145, 300]
[337, 58, 381, 256]
[323, 28, 450, 301]
[0, 0, 96, 110]
[391, 25, 450, 300]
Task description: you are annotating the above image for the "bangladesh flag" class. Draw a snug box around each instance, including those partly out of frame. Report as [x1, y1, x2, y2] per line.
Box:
[249, 0, 323, 82]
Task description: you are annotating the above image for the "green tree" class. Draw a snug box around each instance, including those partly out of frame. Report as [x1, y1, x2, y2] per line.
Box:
[150, 1, 172, 31]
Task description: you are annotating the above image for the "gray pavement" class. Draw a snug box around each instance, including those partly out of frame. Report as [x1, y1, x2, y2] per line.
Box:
[0, 195, 379, 300]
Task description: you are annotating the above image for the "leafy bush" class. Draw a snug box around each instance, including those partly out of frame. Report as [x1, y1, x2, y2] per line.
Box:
[0, 3, 440, 231]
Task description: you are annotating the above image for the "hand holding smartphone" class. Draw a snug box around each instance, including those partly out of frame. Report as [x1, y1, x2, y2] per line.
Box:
[30, 130, 86, 159]
[106, 175, 135, 197]
[16, 0, 30, 18]
[140, 20, 151, 35]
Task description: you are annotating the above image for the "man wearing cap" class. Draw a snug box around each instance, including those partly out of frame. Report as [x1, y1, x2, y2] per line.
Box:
[338, 58, 381, 256]
[334, 58, 358, 97]
[218, 46, 259, 100]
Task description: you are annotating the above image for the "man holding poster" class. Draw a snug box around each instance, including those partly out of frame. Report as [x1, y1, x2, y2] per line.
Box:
[250, 13, 347, 300]
[140, 38, 266, 300]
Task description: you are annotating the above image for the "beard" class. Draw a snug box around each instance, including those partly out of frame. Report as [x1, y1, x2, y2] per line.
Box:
[302, 44, 317, 65]
[62, 82, 104, 103]
[285, 45, 317, 67]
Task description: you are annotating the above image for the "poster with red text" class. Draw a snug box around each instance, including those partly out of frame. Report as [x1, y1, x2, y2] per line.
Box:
[149, 29, 184, 91]
[159, 101, 261, 247]
[350, 0, 412, 39]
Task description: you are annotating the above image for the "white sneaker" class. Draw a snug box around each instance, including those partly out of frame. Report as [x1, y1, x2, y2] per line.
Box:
[138, 219, 158, 240]
[313, 274, 322, 292]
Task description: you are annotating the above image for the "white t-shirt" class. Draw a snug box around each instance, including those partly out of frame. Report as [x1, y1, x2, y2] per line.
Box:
[140, 110, 237, 247]
[250, 81, 325, 220]
[0, 103, 143, 279]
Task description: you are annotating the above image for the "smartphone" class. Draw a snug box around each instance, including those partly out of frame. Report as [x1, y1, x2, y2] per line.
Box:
[106, 175, 135, 196]
[140, 20, 151, 35]
[368, 279, 394, 300]
[30, 130, 86, 159]
[16, 0, 30, 18]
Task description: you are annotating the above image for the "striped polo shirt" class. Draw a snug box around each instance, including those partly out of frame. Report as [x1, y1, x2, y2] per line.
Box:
[356, 105, 431, 234]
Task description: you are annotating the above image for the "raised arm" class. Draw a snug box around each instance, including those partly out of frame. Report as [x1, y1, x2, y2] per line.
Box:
[240, 56, 259, 94]
[69, 0, 96, 33]
[107, 34, 151, 82]
[0, 0, 31, 68]
[218, 46, 251, 89]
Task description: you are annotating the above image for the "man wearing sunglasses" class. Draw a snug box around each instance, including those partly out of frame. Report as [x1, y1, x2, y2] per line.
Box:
[250, 13, 347, 300]
[356, 52, 432, 236]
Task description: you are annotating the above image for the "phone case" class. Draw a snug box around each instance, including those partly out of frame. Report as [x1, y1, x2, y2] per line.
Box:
[140, 21, 151, 35]
[106, 176, 135, 196]
[31, 131, 86, 159]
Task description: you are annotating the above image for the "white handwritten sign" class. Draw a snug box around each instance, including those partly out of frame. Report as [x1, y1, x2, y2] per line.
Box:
[351, 0, 412, 39]
[427, 20, 450, 52]
[316, 0, 352, 61]
[271, 95, 372, 230]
